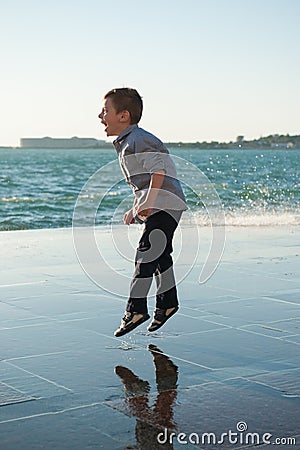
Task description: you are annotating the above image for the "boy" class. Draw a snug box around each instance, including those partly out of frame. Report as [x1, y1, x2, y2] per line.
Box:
[98, 88, 187, 337]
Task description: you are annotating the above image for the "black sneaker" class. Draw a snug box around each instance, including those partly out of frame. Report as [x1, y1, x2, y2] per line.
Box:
[147, 306, 179, 332]
[114, 311, 150, 337]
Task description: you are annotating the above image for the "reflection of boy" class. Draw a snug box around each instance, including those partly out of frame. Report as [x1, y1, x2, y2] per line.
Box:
[98, 88, 187, 337]
[115, 344, 178, 449]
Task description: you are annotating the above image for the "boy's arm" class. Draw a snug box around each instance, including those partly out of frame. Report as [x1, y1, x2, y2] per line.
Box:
[123, 197, 138, 225]
[137, 170, 165, 218]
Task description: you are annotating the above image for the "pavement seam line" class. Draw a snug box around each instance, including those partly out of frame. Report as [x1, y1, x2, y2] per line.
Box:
[5, 361, 74, 393]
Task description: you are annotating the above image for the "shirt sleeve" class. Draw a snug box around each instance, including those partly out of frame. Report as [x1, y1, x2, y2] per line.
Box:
[134, 134, 167, 175]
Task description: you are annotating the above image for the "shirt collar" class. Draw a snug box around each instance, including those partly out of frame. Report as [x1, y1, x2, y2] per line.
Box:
[113, 124, 138, 145]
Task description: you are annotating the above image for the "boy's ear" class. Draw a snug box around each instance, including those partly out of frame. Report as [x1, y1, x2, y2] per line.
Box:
[119, 110, 131, 123]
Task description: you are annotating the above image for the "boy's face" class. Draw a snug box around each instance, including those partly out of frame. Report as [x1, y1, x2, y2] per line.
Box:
[98, 97, 129, 137]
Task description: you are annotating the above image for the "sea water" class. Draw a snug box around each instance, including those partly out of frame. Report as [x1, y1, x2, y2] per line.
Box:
[0, 147, 299, 231]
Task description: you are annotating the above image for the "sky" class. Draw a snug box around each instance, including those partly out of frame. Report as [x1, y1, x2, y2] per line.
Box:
[1, 0, 300, 146]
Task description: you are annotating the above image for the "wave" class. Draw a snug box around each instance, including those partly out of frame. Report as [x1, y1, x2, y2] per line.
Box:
[181, 209, 300, 227]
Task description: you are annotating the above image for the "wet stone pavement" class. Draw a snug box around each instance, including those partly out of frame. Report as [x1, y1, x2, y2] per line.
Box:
[0, 226, 300, 449]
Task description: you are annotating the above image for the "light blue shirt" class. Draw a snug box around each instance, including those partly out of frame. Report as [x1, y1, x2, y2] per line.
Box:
[113, 125, 187, 214]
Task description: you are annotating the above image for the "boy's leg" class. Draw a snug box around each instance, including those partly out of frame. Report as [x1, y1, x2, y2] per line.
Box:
[155, 252, 178, 310]
[155, 210, 182, 308]
[114, 212, 164, 337]
[147, 210, 182, 332]
[126, 211, 168, 314]
[115, 210, 181, 337]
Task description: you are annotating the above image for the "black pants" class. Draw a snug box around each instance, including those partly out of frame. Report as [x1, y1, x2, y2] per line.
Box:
[126, 210, 182, 314]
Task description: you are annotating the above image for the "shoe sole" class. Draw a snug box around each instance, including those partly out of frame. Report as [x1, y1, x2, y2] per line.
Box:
[147, 307, 179, 332]
[114, 314, 150, 337]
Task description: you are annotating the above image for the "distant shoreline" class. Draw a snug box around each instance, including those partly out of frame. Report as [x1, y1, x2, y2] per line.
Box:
[1, 133, 300, 150]
[1, 145, 300, 151]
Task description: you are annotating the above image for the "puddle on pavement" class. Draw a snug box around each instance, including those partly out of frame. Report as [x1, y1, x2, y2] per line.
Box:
[103, 343, 300, 450]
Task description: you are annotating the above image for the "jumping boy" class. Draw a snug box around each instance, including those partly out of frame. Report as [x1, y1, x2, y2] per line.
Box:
[98, 88, 187, 337]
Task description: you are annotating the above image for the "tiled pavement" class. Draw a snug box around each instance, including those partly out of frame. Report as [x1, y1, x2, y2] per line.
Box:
[0, 226, 299, 449]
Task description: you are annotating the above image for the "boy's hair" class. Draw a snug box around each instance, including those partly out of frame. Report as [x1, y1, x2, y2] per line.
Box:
[104, 88, 143, 124]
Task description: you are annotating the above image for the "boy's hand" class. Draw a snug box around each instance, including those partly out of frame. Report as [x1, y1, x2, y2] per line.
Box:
[123, 209, 135, 225]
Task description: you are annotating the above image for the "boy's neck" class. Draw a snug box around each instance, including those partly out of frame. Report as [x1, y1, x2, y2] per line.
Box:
[117, 123, 137, 138]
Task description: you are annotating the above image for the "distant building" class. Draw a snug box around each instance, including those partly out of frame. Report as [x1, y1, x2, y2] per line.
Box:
[271, 142, 295, 149]
[20, 137, 106, 148]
